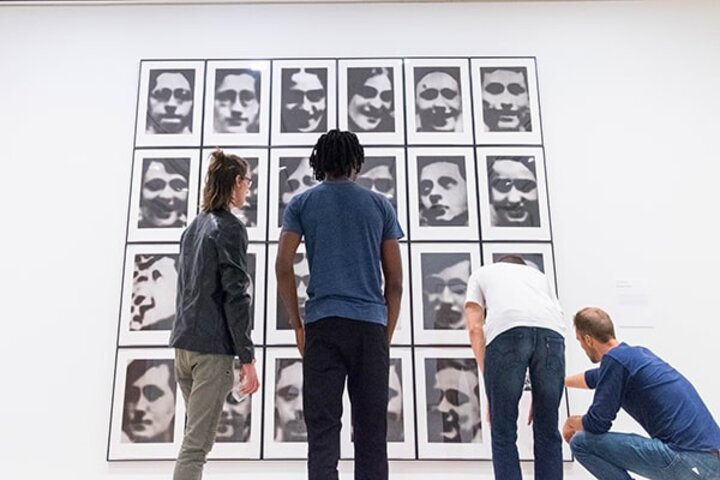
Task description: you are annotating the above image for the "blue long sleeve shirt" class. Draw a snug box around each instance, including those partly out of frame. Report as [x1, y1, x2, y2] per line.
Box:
[583, 342, 720, 452]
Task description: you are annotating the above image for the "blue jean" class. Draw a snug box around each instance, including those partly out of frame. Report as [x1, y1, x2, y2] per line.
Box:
[571, 430, 720, 480]
[484, 326, 566, 480]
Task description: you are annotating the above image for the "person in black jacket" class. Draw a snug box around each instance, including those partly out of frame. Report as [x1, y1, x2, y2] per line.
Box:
[169, 149, 259, 480]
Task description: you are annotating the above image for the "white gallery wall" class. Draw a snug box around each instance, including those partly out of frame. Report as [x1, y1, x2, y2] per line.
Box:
[0, 1, 718, 479]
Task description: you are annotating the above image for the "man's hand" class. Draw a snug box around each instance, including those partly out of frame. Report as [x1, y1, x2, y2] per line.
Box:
[239, 362, 260, 395]
[563, 415, 583, 443]
[295, 327, 305, 357]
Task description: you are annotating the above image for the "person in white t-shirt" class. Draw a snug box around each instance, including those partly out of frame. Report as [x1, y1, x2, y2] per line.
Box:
[464, 254, 565, 480]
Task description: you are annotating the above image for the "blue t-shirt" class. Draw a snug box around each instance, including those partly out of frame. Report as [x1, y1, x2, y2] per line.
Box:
[282, 179, 404, 326]
[583, 342, 720, 452]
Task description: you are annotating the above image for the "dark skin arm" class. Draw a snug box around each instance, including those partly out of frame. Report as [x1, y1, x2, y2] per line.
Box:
[381, 238, 403, 344]
[275, 231, 305, 356]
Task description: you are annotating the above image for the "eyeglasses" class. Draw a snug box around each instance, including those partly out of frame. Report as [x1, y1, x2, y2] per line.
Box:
[425, 277, 467, 295]
[356, 86, 393, 102]
[484, 82, 527, 96]
[150, 88, 193, 102]
[435, 388, 471, 407]
[143, 178, 188, 193]
[357, 177, 394, 193]
[216, 89, 257, 104]
[286, 89, 325, 104]
[491, 178, 536, 193]
[418, 88, 458, 101]
[243, 176, 253, 187]
[286, 176, 315, 192]
[419, 176, 459, 196]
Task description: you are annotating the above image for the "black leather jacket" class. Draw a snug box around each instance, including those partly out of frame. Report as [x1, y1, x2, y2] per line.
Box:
[169, 210, 254, 364]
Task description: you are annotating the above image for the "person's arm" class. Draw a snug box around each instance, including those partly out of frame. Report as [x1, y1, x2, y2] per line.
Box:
[381, 238, 403, 344]
[275, 230, 304, 356]
[565, 372, 589, 389]
[465, 301, 486, 373]
[581, 359, 627, 434]
[217, 225, 254, 366]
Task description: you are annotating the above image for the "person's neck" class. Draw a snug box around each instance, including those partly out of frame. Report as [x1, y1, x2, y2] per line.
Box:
[598, 339, 621, 358]
[326, 174, 353, 182]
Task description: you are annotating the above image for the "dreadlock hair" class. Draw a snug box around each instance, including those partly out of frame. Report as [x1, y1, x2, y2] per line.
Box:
[308, 129, 364, 181]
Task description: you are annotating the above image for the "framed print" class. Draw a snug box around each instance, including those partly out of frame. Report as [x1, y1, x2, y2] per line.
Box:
[338, 59, 405, 145]
[203, 60, 271, 147]
[405, 58, 473, 145]
[118, 244, 179, 346]
[391, 243, 412, 345]
[127, 149, 200, 243]
[471, 57, 542, 145]
[208, 353, 264, 459]
[201, 148, 269, 242]
[135, 60, 204, 147]
[482, 242, 557, 295]
[271, 59, 337, 146]
[340, 348, 416, 459]
[414, 347, 490, 459]
[360, 147, 408, 237]
[268, 148, 316, 241]
[266, 243, 308, 345]
[247, 244, 267, 346]
[407, 147, 479, 241]
[477, 147, 550, 241]
[411, 243, 481, 345]
[108, 348, 184, 460]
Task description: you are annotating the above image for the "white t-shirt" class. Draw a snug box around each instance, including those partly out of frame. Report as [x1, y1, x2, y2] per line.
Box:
[465, 262, 565, 345]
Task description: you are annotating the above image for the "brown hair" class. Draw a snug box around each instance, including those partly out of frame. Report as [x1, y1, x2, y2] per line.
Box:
[573, 307, 616, 343]
[201, 149, 248, 213]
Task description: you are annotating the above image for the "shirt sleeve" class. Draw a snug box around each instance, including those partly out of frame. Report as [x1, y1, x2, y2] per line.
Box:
[282, 196, 303, 235]
[585, 368, 600, 389]
[216, 224, 254, 364]
[582, 357, 628, 434]
[464, 271, 486, 308]
[382, 198, 404, 240]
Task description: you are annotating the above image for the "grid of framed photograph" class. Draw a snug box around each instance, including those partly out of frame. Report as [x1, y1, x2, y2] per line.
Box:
[110, 56, 564, 462]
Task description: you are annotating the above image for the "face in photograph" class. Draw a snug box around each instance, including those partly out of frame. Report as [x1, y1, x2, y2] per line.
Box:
[130, 254, 178, 331]
[281, 68, 327, 133]
[387, 359, 404, 442]
[487, 156, 539, 227]
[347, 67, 394, 132]
[122, 360, 176, 443]
[231, 157, 259, 226]
[146, 69, 194, 134]
[427, 358, 481, 443]
[414, 67, 463, 132]
[418, 157, 468, 226]
[216, 361, 252, 443]
[492, 253, 544, 273]
[481, 67, 531, 132]
[274, 359, 306, 442]
[423, 253, 471, 330]
[278, 157, 317, 226]
[213, 69, 261, 134]
[276, 252, 310, 330]
[138, 158, 190, 229]
[357, 157, 397, 209]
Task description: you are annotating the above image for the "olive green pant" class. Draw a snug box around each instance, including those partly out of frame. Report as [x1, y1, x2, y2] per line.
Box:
[173, 348, 234, 480]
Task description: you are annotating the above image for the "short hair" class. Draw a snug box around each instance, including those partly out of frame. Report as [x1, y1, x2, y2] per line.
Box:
[148, 69, 194, 93]
[414, 66, 461, 92]
[142, 157, 190, 182]
[202, 149, 249, 213]
[487, 156, 536, 177]
[348, 67, 393, 96]
[309, 129, 364, 181]
[281, 68, 326, 96]
[480, 66, 529, 87]
[215, 68, 261, 97]
[574, 307, 616, 343]
[125, 359, 175, 395]
[417, 156, 466, 181]
[497, 254, 526, 265]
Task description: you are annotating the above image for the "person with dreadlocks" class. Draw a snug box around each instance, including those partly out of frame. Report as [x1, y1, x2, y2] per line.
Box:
[275, 129, 404, 480]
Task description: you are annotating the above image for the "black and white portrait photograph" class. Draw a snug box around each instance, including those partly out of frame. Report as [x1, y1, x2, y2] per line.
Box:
[128, 149, 200, 243]
[483, 242, 557, 295]
[271, 60, 336, 146]
[266, 244, 308, 344]
[338, 59, 404, 145]
[135, 60, 204, 147]
[472, 58, 542, 145]
[208, 353, 264, 459]
[412, 243, 481, 345]
[109, 348, 183, 460]
[415, 348, 489, 459]
[268, 149, 316, 240]
[357, 148, 408, 235]
[246, 244, 267, 346]
[407, 148, 478, 241]
[203, 60, 271, 147]
[405, 59, 472, 145]
[201, 148, 268, 242]
[477, 147, 550, 241]
[119, 244, 178, 346]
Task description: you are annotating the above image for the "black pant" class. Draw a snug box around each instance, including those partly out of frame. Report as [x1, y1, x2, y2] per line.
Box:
[303, 317, 389, 480]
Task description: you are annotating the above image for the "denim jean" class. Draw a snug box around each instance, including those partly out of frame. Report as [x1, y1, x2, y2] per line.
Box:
[571, 430, 720, 480]
[303, 317, 389, 480]
[484, 326, 566, 480]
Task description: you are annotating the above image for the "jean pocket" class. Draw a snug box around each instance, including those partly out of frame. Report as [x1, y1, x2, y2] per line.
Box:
[545, 336, 565, 373]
